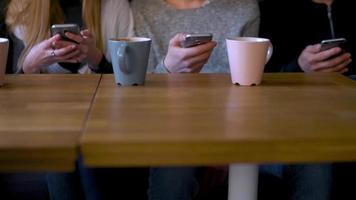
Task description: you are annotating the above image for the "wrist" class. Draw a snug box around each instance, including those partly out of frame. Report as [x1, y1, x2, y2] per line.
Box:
[88, 49, 103, 69]
[22, 60, 40, 74]
[162, 56, 171, 73]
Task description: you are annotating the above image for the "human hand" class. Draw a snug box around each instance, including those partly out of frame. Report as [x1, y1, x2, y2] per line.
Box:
[22, 34, 80, 73]
[65, 29, 103, 68]
[298, 44, 352, 73]
[164, 33, 217, 73]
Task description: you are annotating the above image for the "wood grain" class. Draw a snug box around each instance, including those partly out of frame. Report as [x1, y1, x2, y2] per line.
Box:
[82, 73, 356, 167]
[0, 74, 100, 171]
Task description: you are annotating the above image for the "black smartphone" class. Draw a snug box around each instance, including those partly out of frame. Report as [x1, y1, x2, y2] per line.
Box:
[320, 38, 346, 51]
[181, 33, 213, 48]
[51, 24, 80, 43]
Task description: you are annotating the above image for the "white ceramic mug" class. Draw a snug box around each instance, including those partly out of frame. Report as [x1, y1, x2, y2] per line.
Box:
[226, 37, 273, 86]
[0, 38, 9, 86]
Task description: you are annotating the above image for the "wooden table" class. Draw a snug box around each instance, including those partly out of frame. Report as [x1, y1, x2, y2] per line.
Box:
[82, 73, 356, 200]
[0, 74, 100, 172]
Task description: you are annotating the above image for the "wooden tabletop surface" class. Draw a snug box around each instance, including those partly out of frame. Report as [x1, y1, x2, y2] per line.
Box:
[0, 74, 100, 171]
[82, 73, 356, 167]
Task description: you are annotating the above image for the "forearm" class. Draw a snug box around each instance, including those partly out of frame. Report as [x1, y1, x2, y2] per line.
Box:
[87, 48, 103, 70]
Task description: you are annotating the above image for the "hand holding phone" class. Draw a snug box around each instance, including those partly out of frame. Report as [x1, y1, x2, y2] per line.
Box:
[298, 38, 351, 73]
[164, 33, 216, 73]
[51, 24, 80, 43]
[181, 33, 213, 48]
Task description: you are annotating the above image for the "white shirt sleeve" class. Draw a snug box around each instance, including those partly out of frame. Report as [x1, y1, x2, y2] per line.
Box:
[101, 0, 134, 62]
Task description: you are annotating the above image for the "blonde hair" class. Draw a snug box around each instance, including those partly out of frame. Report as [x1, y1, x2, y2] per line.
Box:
[82, 0, 104, 51]
[6, 0, 63, 72]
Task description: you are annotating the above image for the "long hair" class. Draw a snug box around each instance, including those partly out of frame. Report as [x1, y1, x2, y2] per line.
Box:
[6, 0, 63, 71]
[82, 0, 103, 51]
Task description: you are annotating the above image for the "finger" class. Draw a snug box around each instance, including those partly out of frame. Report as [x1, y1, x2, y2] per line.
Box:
[53, 40, 76, 49]
[178, 41, 217, 60]
[312, 53, 351, 71]
[60, 58, 80, 64]
[65, 32, 83, 43]
[186, 49, 213, 66]
[317, 59, 352, 72]
[61, 49, 81, 60]
[81, 29, 92, 37]
[178, 67, 193, 73]
[44, 34, 61, 48]
[314, 47, 343, 62]
[180, 50, 212, 72]
[169, 33, 186, 47]
[305, 44, 321, 53]
[189, 61, 206, 73]
[339, 67, 349, 74]
[52, 44, 77, 57]
[178, 54, 211, 73]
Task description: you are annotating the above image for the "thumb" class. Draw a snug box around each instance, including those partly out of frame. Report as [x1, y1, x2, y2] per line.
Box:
[44, 34, 61, 48]
[169, 33, 186, 47]
[307, 44, 322, 53]
[81, 29, 92, 37]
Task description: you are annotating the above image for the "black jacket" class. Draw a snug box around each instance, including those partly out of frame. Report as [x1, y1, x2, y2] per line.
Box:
[260, 0, 355, 75]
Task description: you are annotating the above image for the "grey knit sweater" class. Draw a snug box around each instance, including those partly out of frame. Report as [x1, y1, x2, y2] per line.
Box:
[131, 0, 260, 73]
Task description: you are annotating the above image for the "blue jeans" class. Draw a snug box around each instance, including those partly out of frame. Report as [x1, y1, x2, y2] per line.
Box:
[349, 75, 356, 80]
[47, 172, 84, 200]
[47, 157, 149, 200]
[149, 167, 200, 200]
[260, 164, 332, 200]
[149, 164, 331, 200]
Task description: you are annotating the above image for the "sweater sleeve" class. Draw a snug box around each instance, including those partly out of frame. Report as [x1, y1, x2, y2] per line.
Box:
[154, 58, 170, 73]
[241, 1, 260, 37]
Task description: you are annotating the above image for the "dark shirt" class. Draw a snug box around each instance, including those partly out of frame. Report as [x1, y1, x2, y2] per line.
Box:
[260, 0, 355, 75]
[0, 2, 5, 37]
[0, 0, 14, 74]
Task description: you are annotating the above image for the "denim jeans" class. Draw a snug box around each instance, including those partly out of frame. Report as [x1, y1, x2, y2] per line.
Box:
[149, 164, 332, 200]
[349, 75, 356, 80]
[149, 167, 200, 200]
[47, 171, 84, 200]
[260, 164, 332, 200]
[47, 157, 149, 200]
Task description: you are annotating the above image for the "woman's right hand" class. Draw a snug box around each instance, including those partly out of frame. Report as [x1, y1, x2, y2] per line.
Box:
[164, 33, 217, 73]
[22, 34, 80, 73]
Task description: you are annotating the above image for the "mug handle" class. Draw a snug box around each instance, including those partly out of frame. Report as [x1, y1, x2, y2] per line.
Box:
[265, 42, 273, 64]
[118, 44, 130, 74]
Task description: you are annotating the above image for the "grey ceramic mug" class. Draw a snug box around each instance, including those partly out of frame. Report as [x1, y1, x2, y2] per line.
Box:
[109, 37, 151, 86]
[0, 38, 9, 86]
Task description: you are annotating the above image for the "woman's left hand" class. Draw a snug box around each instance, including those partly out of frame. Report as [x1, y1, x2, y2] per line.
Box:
[65, 29, 103, 68]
